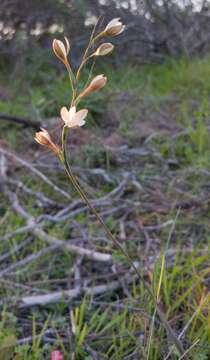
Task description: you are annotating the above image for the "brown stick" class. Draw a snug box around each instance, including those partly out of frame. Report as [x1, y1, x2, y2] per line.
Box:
[0, 113, 41, 130]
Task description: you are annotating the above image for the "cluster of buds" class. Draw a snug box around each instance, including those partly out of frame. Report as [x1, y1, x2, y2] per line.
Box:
[35, 18, 125, 156]
[52, 18, 124, 64]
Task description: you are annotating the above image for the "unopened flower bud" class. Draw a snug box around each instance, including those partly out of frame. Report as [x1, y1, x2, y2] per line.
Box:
[78, 74, 107, 100]
[104, 18, 125, 36]
[34, 128, 60, 155]
[52, 37, 70, 64]
[93, 43, 114, 57]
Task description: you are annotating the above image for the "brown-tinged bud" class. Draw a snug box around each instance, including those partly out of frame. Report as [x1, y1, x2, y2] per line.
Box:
[93, 43, 114, 57]
[52, 37, 70, 64]
[34, 128, 60, 155]
[78, 74, 107, 100]
[104, 18, 125, 36]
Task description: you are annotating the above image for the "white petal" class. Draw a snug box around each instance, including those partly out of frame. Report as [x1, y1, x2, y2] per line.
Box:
[106, 18, 121, 30]
[40, 128, 51, 141]
[69, 119, 86, 128]
[68, 109, 88, 128]
[118, 25, 126, 34]
[60, 106, 69, 125]
[69, 106, 76, 121]
[74, 109, 88, 122]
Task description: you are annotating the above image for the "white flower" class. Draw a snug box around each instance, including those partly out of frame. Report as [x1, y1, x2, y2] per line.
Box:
[60, 106, 88, 128]
[104, 18, 125, 36]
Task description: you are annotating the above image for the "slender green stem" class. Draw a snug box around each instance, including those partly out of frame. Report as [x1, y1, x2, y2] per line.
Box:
[61, 129, 138, 274]
[65, 161, 140, 273]
[76, 55, 93, 82]
[91, 32, 103, 44]
[76, 22, 101, 82]
[65, 62, 77, 105]
[60, 126, 187, 357]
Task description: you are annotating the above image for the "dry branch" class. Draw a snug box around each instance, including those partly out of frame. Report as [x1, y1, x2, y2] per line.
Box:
[0, 113, 41, 130]
[0, 147, 71, 200]
[18, 272, 137, 307]
[7, 190, 113, 263]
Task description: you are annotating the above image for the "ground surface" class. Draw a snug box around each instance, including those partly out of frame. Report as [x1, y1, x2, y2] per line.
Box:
[0, 57, 210, 359]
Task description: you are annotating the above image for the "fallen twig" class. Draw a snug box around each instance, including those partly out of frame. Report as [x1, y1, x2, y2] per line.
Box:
[7, 190, 113, 263]
[0, 113, 41, 130]
[0, 147, 71, 200]
[17, 272, 137, 307]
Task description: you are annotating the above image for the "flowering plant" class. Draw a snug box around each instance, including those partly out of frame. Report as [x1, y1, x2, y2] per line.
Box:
[35, 18, 126, 254]
[35, 18, 124, 157]
[34, 18, 185, 357]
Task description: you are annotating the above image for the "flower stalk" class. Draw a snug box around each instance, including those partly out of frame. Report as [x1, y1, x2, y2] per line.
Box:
[60, 129, 185, 356]
[61, 127, 141, 277]
[34, 18, 187, 357]
[59, 128, 186, 356]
